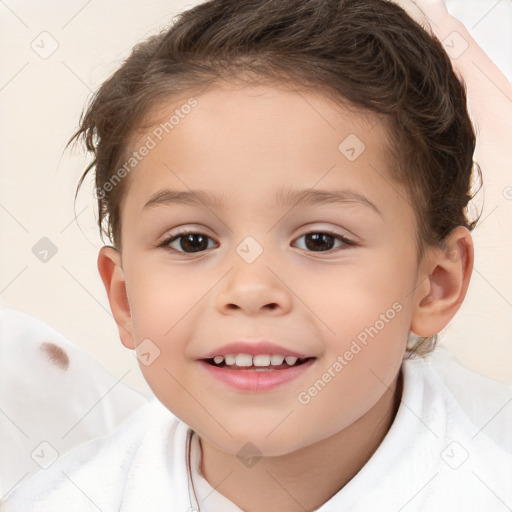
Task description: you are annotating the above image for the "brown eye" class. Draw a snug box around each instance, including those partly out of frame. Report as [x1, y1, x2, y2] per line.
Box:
[293, 231, 354, 253]
[158, 229, 356, 255]
[160, 231, 216, 253]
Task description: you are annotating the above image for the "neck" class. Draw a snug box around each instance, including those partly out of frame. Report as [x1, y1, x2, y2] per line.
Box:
[198, 368, 403, 512]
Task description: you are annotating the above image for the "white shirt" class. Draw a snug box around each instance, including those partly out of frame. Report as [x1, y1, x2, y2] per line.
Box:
[2, 350, 512, 512]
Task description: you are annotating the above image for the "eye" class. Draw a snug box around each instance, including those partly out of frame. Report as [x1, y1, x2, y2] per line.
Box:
[158, 229, 356, 255]
[293, 231, 355, 253]
[158, 229, 217, 254]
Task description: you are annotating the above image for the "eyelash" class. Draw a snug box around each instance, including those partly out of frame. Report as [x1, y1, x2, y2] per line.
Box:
[157, 228, 357, 255]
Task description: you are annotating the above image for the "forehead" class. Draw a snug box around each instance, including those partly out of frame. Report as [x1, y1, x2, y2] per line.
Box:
[121, 82, 406, 221]
[138, 80, 386, 145]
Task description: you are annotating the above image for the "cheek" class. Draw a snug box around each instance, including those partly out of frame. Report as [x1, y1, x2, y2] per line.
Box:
[301, 257, 413, 340]
[303, 256, 412, 398]
[126, 261, 198, 337]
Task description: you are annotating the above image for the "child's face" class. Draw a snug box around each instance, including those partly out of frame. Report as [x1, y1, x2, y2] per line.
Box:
[105, 82, 432, 456]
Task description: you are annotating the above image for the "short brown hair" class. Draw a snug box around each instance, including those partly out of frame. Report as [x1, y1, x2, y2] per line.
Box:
[70, 0, 482, 353]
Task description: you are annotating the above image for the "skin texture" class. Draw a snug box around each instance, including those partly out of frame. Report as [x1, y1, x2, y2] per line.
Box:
[97, 81, 474, 512]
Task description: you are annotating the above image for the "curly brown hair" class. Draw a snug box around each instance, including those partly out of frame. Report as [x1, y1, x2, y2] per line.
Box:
[69, 0, 482, 355]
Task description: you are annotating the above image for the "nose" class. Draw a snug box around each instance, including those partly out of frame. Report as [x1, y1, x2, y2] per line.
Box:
[215, 257, 292, 316]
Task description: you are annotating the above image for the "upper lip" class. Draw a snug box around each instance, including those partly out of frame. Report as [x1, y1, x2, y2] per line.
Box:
[199, 341, 313, 359]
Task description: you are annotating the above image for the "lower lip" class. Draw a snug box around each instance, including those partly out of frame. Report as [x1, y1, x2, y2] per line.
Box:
[197, 358, 316, 392]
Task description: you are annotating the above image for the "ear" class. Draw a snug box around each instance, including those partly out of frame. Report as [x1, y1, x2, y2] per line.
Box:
[410, 226, 474, 337]
[97, 246, 135, 350]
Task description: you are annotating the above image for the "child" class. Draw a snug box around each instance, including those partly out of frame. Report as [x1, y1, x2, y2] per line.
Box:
[2, 0, 511, 510]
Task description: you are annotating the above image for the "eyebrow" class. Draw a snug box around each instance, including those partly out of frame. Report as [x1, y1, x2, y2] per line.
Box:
[143, 187, 382, 216]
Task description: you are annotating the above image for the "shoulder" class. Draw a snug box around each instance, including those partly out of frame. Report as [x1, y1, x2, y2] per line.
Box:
[426, 347, 512, 453]
[420, 346, 512, 453]
[1, 399, 179, 512]
[402, 350, 512, 508]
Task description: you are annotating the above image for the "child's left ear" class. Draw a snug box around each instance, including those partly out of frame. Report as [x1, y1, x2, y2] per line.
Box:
[410, 226, 474, 337]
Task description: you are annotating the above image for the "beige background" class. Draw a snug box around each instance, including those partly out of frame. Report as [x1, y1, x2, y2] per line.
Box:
[0, 0, 511, 394]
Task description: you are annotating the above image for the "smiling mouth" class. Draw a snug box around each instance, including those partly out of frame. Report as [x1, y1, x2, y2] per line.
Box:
[203, 355, 315, 370]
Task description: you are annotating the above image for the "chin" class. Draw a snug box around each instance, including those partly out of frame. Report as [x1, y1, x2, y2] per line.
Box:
[197, 421, 317, 459]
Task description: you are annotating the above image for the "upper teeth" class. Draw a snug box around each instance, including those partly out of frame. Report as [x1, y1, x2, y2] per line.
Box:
[212, 354, 300, 367]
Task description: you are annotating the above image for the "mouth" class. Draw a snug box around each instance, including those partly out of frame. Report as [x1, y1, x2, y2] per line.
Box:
[202, 354, 315, 371]
[198, 353, 317, 392]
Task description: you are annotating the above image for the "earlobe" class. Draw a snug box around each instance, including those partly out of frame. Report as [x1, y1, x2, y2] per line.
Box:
[97, 246, 135, 350]
[410, 226, 474, 338]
